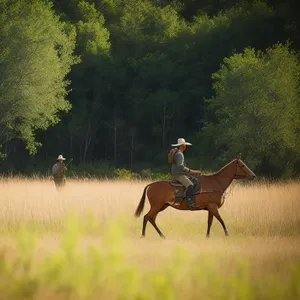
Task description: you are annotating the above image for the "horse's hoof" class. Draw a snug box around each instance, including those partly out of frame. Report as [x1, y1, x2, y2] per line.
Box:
[160, 235, 166, 239]
[206, 235, 210, 239]
[225, 232, 229, 237]
[140, 235, 145, 239]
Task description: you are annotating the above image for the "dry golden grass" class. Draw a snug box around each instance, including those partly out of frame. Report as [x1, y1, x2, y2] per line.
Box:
[0, 178, 300, 299]
[0, 178, 299, 256]
[0, 177, 299, 235]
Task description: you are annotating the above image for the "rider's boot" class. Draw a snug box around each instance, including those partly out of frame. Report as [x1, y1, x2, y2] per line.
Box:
[186, 185, 199, 210]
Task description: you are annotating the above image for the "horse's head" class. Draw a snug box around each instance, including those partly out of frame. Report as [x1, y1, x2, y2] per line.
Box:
[234, 156, 256, 179]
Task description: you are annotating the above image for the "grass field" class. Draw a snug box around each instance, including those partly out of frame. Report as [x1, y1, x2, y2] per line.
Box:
[0, 178, 300, 299]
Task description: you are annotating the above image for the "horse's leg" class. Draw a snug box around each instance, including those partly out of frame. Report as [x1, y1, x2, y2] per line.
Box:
[214, 211, 229, 236]
[208, 204, 229, 236]
[149, 205, 169, 238]
[141, 215, 149, 238]
[148, 209, 167, 239]
[149, 215, 165, 239]
[142, 205, 168, 239]
[206, 210, 214, 238]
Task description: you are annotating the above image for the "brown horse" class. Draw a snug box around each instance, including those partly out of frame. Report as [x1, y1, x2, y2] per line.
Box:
[135, 157, 256, 238]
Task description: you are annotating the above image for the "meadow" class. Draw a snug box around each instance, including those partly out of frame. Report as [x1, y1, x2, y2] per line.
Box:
[0, 177, 300, 299]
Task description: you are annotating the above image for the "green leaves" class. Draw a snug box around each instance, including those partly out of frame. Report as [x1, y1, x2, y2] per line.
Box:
[0, 0, 299, 178]
[203, 43, 300, 176]
[0, 0, 77, 153]
[76, 1, 110, 55]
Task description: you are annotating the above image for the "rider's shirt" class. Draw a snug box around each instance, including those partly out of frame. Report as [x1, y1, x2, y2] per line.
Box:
[171, 150, 187, 176]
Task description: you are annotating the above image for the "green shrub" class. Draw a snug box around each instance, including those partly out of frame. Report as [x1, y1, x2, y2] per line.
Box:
[0, 214, 300, 299]
[69, 161, 115, 178]
[114, 168, 139, 180]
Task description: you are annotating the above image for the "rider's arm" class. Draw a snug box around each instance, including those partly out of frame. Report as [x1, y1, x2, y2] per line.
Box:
[174, 153, 200, 175]
[58, 164, 67, 173]
[185, 167, 201, 175]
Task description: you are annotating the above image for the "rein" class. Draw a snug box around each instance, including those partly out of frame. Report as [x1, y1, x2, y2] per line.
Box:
[206, 160, 247, 194]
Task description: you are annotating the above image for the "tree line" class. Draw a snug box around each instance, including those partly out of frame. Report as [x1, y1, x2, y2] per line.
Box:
[0, 0, 299, 178]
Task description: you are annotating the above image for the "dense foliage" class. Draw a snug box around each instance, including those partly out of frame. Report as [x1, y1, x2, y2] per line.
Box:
[0, 0, 77, 154]
[203, 44, 300, 177]
[0, 0, 299, 178]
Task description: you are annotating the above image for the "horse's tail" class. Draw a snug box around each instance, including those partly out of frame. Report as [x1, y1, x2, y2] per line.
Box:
[135, 184, 151, 217]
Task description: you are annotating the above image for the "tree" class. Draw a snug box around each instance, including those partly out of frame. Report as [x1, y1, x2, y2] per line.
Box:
[2, 0, 300, 177]
[202, 43, 300, 177]
[67, 0, 111, 163]
[0, 0, 77, 154]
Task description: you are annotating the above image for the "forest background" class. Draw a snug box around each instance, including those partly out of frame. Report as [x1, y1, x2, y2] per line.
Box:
[0, 0, 299, 179]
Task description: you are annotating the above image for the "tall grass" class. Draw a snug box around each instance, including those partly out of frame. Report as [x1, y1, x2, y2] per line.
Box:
[0, 178, 299, 299]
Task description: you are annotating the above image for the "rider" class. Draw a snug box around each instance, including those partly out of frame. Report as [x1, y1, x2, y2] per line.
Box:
[170, 138, 201, 210]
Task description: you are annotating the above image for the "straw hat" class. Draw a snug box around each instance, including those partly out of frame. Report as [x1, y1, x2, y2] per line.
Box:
[57, 154, 66, 160]
[171, 138, 192, 147]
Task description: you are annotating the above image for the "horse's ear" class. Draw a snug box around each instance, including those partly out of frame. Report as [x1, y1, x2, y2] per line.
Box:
[237, 153, 241, 160]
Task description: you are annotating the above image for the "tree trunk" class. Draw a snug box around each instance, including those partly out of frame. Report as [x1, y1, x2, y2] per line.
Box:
[162, 100, 166, 151]
[5, 140, 8, 159]
[114, 107, 117, 167]
[130, 129, 135, 170]
[44, 132, 48, 160]
[70, 133, 73, 158]
[79, 145, 82, 164]
[83, 122, 91, 164]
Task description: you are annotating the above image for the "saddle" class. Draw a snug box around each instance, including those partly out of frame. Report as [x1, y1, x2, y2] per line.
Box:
[168, 176, 201, 206]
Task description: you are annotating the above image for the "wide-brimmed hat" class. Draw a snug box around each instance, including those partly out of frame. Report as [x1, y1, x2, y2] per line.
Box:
[57, 154, 66, 160]
[171, 138, 192, 147]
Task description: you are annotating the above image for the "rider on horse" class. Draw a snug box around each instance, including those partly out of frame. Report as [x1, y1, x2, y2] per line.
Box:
[170, 138, 201, 210]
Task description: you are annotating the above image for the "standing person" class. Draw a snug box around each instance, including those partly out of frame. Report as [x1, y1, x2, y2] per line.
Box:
[52, 154, 67, 190]
[170, 138, 201, 210]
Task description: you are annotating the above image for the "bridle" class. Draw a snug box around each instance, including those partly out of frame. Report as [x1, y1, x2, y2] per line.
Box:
[211, 160, 248, 193]
[234, 160, 248, 179]
[194, 160, 250, 195]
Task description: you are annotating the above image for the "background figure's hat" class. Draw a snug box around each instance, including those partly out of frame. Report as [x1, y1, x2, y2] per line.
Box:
[171, 138, 192, 147]
[57, 154, 66, 160]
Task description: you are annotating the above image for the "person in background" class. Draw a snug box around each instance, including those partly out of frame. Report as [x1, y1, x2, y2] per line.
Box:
[52, 154, 67, 190]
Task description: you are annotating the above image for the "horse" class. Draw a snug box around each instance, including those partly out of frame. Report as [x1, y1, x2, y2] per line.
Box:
[134, 156, 256, 238]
